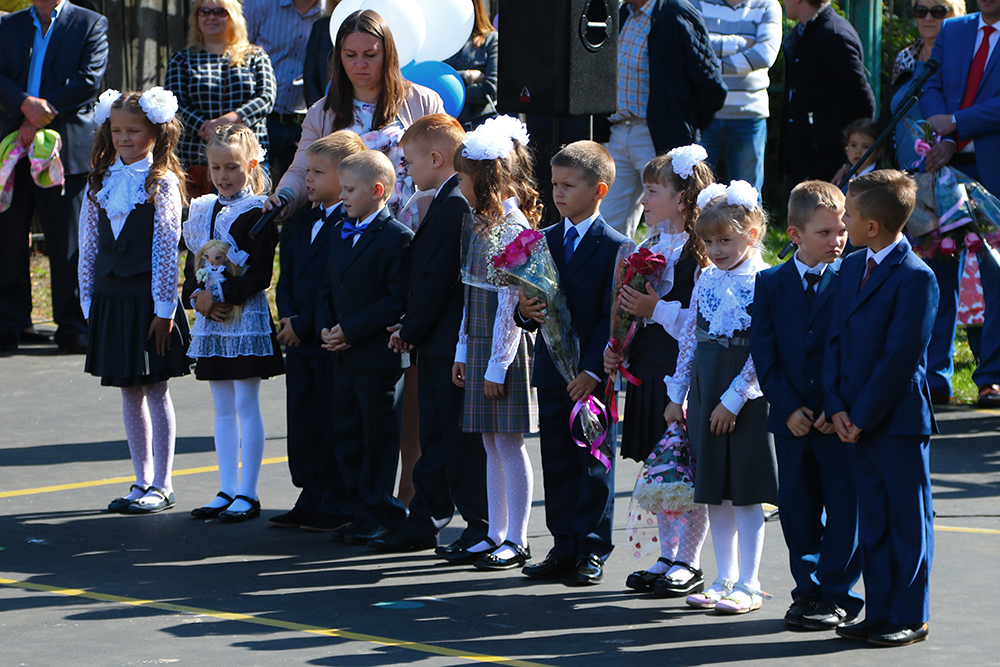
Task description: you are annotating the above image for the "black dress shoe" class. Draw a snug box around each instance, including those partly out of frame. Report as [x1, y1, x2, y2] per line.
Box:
[625, 557, 672, 592]
[801, 601, 856, 630]
[435, 536, 477, 557]
[343, 523, 390, 545]
[218, 495, 261, 522]
[569, 554, 604, 586]
[868, 622, 929, 647]
[57, 332, 88, 355]
[522, 552, 575, 580]
[126, 486, 176, 514]
[108, 484, 147, 513]
[300, 513, 352, 532]
[442, 536, 498, 564]
[369, 528, 438, 552]
[269, 507, 312, 527]
[19, 330, 50, 344]
[474, 541, 531, 571]
[836, 618, 887, 641]
[191, 492, 235, 519]
[784, 598, 817, 627]
[650, 561, 704, 597]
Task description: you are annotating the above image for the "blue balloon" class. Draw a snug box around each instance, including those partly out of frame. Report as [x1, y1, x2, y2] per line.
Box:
[402, 60, 466, 119]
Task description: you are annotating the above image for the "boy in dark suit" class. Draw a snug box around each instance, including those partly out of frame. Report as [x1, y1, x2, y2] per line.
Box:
[824, 170, 938, 647]
[369, 114, 489, 554]
[516, 141, 628, 585]
[317, 150, 414, 544]
[273, 131, 366, 532]
[751, 180, 862, 631]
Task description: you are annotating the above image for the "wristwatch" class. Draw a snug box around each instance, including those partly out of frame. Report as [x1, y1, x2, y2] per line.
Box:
[951, 114, 957, 126]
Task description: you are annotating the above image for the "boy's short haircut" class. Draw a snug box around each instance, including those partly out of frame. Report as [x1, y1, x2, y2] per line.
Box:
[339, 149, 397, 197]
[306, 130, 367, 164]
[788, 180, 846, 229]
[842, 118, 884, 145]
[847, 169, 916, 233]
[550, 140, 616, 188]
[400, 113, 465, 157]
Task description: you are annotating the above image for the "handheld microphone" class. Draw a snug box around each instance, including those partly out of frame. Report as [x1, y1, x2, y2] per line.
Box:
[249, 187, 293, 239]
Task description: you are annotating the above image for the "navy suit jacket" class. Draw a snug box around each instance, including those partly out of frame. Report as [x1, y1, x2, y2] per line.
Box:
[275, 204, 346, 356]
[0, 3, 109, 175]
[751, 258, 838, 436]
[922, 13, 1000, 197]
[822, 239, 939, 436]
[315, 207, 413, 370]
[399, 174, 470, 359]
[516, 216, 627, 390]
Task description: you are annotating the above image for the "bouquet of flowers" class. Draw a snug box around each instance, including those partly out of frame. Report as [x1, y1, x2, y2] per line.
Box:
[631, 421, 697, 519]
[604, 240, 668, 416]
[492, 229, 611, 470]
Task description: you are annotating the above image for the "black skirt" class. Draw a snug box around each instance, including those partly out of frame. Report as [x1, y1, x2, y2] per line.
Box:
[620, 363, 671, 462]
[85, 272, 192, 387]
[193, 332, 285, 381]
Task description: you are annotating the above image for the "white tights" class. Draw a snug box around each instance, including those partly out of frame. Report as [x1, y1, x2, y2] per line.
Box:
[708, 500, 766, 588]
[120, 381, 176, 497]
[469, 433, 533, 560]
[204, 378, 265, 513]
[649, 504, 710, 583]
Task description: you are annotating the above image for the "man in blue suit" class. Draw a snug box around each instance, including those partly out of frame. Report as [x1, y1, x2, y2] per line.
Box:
[0, 0, 108, 353]
[825, 170, 938, 648]
[751, 181, 862, 632]
[922, 0, 1000, 406]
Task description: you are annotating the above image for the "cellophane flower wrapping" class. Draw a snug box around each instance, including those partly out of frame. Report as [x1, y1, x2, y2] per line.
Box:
[625, 421, 697, 561]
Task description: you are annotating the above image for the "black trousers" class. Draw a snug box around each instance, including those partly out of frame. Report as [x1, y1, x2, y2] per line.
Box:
[331, 362, 406, 530]
[406, 354, 489, 540]
[284, 352, 354, 518]
[0, 162, 86, 341]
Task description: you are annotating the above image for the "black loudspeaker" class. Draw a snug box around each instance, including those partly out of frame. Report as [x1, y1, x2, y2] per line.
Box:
[497, 0, 618, 116]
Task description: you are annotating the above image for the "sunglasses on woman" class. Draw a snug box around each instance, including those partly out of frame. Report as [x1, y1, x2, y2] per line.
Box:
[914, 5, 949, 20]
[198, 6, 229, 17]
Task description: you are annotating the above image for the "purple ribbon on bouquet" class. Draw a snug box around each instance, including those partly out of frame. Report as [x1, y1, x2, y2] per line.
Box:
[569, 396, 612, 472]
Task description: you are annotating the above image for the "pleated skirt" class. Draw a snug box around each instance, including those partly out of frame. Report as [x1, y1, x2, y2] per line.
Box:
[620, 363, 670, 462]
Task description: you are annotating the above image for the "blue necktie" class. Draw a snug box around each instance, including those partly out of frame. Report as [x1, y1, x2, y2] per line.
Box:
[564, 225, 579, 264]
[341, 218, 368, 240]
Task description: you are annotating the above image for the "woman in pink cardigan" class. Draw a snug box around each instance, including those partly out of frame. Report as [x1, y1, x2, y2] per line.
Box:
[265, 9, 443, 229]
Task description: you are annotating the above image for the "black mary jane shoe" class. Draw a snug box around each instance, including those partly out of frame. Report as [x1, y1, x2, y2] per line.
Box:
[625, 557, 673, 592]
[218, 495, 261, 523]
[441, 536, 498, 565]
[125, 486, 176, 514]
[651, 561, 704, 598]
[474, 541, 531, 571]
[108, 484, 148, 513]
[190, 492, 235, 519]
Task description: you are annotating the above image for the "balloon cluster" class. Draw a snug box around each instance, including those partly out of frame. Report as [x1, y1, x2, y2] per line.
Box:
[329, 0, 474, 117]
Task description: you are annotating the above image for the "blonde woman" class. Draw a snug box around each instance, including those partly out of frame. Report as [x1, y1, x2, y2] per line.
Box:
[165, 0, 276, 195]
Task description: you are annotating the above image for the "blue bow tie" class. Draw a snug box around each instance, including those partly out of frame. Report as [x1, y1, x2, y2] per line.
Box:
[341, 219, 369, 240]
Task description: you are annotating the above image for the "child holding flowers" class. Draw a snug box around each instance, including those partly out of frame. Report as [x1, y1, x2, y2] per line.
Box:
[604, 146, 715, 597]
[663, 180, 777, 615]
[446, 115, 539, 570]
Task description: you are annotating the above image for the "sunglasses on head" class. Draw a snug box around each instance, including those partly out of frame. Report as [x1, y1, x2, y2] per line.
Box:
[198, 6, 229, 17]
[914, 5, 949, 19]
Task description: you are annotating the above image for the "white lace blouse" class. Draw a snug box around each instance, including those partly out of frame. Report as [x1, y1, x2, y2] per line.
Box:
[78, 156, 182, 320]
[665, 251, 770, 415]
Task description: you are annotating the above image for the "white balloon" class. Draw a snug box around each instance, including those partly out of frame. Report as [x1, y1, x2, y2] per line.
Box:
[414, 0, 475, 63]
[327, 0, 427, 68]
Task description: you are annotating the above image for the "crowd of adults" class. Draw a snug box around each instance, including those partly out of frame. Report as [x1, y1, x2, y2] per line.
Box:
[1, 0, 1000, 416]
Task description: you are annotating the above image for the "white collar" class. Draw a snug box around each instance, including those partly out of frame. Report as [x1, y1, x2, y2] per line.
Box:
[109, 154, 153, 174]
[793, 250, 827, 280]
[979, 13, 1000, 30]
[563, 210, 600, 238]
[356, 208, 381, 227]
[722, 249, 769, 276]
[866, 238, 903, 265]
[323, 201, 343, 218]
[501, 196, 519, 216]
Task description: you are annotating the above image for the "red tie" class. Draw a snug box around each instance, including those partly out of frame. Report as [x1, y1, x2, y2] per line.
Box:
[859, 257, 877, 292]
[957, 25, 997, 151]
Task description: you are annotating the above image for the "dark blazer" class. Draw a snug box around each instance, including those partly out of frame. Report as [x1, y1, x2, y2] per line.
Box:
[516, 216, 627, 390]
[922, 13, 1000, 197]
[751, 258, 838, 436]
[398, 174, 470, 359]
[303, 16, 333, 109]
[823, 239, 939, 436]
[276, 204, 346, 355]
[0, 2, 109, 175]
[315, 207, 413, 370]
[780, 4, 876, 185]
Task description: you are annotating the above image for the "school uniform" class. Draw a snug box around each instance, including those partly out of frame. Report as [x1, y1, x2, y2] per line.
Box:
[275, 202, 353, 523]
[515, 213, 627, 563]
[823, 237, 938, 628]
[751, 255, 862, 617]
[390, 175, 489, 545]
[315, 206, 413, 535]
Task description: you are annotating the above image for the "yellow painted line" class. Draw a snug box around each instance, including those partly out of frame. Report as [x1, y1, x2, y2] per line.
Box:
[935, 524, 1000, 535]
[0, 457, 288, 499]
[0, 577, 547, 667]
